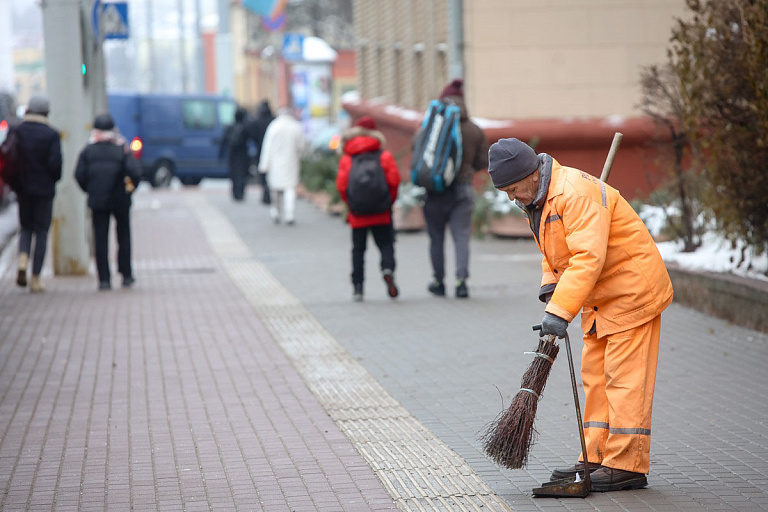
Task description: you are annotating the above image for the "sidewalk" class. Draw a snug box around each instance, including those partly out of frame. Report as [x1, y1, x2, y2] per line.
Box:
[1, 183, 768, 511]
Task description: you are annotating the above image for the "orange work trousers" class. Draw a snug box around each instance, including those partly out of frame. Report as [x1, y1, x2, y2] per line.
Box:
[578, 315, 661, 474]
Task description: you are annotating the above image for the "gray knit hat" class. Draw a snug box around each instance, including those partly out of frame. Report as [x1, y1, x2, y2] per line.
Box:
[27, 95, 50, 116]
[488, 138, 539, 188]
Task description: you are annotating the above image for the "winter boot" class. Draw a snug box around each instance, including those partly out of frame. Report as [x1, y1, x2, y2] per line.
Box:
[29, 275, 45, 293]
[17, 253, 28, 287]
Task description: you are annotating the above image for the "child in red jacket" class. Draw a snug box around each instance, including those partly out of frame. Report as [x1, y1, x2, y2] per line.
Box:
[336, 116, 401, 301]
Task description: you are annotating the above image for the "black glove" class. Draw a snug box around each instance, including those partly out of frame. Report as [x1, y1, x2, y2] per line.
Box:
[541, 312, 568, 338]
[538, 284, 556, 304]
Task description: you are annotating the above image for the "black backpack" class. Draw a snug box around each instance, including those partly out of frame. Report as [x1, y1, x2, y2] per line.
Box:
[346, 150, 391, 215]
[0, 124, 23, 192]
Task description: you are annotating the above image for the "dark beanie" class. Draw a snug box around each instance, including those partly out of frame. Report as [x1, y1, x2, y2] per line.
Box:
[93, 113, 115, 131]
[354, 115, 376, 130]
[439, 78, 464, 100]
[488, 138, 540, 188]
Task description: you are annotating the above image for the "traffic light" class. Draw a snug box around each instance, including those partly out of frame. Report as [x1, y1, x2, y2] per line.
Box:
[79, 5, 90, 87]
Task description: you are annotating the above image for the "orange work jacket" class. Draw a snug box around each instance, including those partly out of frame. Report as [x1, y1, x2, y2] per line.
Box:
[534, 160, 673, 336]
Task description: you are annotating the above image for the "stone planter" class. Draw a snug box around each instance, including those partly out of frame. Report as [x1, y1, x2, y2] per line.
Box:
[297, 185, 344, 216]
[393, 205, 426, 232]
[487, 215, 532, 238]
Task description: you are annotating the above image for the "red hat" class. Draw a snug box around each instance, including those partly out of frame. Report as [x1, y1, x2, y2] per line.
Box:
[354, 115, 377, 130]
[439, 78, 464, 100]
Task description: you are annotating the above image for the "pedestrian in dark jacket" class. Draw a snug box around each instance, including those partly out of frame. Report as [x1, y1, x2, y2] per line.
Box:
[219, 106, 251, 201]
[421, 79, 489, 299]
[14, 95, 62, 293]
[75, 113, 142, 290]
[245, 100, 275, 204]
[336, 116, 401, 302]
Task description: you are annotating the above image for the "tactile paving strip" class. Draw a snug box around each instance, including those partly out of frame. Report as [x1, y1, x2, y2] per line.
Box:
[189, 195, 512, 512]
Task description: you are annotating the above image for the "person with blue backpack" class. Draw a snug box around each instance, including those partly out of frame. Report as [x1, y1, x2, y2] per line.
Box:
[336, 116, 401, 302]
[415, 79, 489, 298]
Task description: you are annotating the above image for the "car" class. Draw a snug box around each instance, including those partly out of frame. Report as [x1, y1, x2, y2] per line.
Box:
[0, 92, 18, 204]
[108, 92, 237, 187]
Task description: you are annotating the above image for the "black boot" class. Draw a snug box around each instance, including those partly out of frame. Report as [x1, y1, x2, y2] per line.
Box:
[550, 462, 601, 481]
[589, 466, 648, 492]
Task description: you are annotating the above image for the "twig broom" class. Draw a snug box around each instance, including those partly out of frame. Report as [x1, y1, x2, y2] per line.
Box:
[481, 133, 624, 469]
[481, 334, 559, 468]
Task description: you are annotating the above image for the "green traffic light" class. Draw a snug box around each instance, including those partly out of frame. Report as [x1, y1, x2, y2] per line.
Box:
[82, 63, 86, 75]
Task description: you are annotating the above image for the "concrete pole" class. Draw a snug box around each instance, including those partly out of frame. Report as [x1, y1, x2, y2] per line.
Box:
[0, 0, 14, 93]
[146, 0, 156, 91]
[177, 0, 189, 92]
[448, 0, 464, 81]
[194, 0, 205, 92]
[42, 0, 102, 276]
[216, 0, 233, 96]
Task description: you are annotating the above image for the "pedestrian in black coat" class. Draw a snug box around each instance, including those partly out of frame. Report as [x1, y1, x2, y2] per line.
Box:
[75, 113, 142, 290]
[219, 106, 251, 201]
[14, 95, 62, 293]
[245, 100, 275, 204]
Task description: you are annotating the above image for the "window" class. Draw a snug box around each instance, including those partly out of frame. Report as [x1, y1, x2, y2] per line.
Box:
[182, 100, 216, 129]
[218, 101, 236, 126]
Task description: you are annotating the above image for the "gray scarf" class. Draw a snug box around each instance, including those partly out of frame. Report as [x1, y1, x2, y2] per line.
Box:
[517, 153, 553, 241]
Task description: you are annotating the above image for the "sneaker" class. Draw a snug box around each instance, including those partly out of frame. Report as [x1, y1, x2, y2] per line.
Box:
[589, 466, 648, 492]
[550, 462, 601, 481]
[123, 277, 136, 288]
[353, 283, 363, 302]
[382, 269, 399, 298]
[428, 280, 445, 297]
[99, 282, 111, 291]
[455, 280, 469, 298]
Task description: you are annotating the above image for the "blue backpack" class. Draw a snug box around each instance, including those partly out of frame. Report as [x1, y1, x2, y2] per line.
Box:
[410, 99, 463, 193]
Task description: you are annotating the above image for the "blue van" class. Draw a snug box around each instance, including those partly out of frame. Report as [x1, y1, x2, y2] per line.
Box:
[107, 92, 237, 187]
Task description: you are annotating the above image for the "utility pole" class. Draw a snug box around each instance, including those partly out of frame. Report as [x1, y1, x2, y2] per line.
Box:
[0, 0, 14, 94]
[177, 0, 189, 92]
[42, 0, 105, 275]
[194, 0, 205, 92]
[448, 0, 464, 81]
[217, 0, 233, 96]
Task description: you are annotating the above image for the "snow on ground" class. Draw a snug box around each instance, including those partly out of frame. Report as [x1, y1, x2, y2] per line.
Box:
[638, 205, 768, 282]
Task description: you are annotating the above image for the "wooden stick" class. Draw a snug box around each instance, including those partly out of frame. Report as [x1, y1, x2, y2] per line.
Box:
[600, 132, 623, 183]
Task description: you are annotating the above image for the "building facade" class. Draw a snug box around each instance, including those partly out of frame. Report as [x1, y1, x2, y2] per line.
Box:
[353, 0, 687, 119]
[347, 0, 689, 199]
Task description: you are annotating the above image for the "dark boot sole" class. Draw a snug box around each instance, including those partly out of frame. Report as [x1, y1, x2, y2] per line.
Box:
[591, 476, 648, 492]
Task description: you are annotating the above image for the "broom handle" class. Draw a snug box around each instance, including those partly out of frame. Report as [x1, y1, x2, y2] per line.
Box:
[564, 332, 591, 489]
[600, 132, 623, 183]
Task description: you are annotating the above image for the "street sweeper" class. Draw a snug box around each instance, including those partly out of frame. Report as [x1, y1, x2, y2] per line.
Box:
[487, 137, 674, 492]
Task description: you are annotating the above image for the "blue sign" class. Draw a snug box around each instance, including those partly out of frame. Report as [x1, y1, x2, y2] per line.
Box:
[282, 33, 304, 62]
[93, 1, 129, 41]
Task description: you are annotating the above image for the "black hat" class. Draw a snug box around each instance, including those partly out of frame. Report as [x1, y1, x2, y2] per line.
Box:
[488, 138, 539, 188]
[93, 113, 115, 131]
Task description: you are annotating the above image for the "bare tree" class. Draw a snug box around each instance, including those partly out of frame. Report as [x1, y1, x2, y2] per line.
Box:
[637, 64, 702, 252]
[670, 0, 768, 259]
